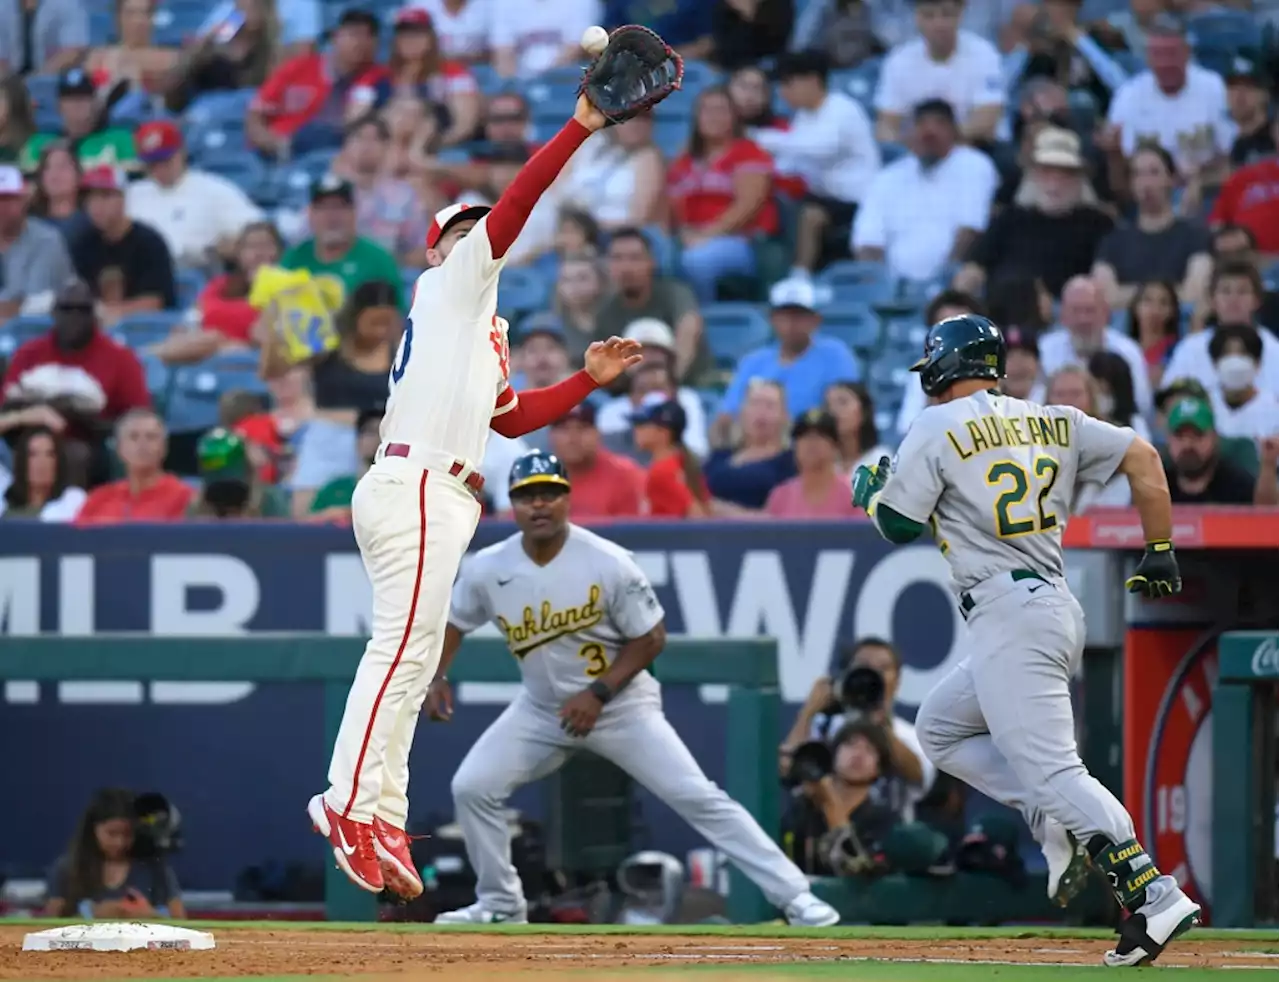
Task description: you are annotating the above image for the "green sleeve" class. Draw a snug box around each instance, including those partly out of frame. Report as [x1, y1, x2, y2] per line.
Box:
[873, 502, 926, 544]
[19, 134, 54, 174]
[310, 477, 356, 513]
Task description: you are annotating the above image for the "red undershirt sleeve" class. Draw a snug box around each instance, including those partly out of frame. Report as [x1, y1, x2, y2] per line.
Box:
[485, 120, 592, 259]
[490, 371, 599, 437]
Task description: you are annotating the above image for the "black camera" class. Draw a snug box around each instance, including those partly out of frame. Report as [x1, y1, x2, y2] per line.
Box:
[786, 741, 833, 785]
[832, 665, 886, 716]
[133, 792, 183, 858]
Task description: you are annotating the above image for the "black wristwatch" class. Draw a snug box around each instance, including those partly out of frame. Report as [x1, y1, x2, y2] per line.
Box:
[588, 680, 614, 704]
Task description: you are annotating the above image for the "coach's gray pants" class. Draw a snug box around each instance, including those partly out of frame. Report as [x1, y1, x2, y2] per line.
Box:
[915, 574, 1135, 846]
[450, 693, 810, 910]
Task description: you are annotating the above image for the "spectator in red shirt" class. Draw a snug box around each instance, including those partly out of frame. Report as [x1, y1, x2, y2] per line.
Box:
[76, 408, 194, 523]
[1209, 137, 1279, 257]
[764, 410, 857, 519]
[2, 281, 151, 481]
[631, 398, 709, 518]
[547, 402, 644, 519]
[247, 8, 391, 158]
[667, 86, 777, 303]
[153, 221, 284, 365]
[387, 9, 480, 147]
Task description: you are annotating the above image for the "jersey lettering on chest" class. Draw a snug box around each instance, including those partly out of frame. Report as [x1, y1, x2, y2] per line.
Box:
[497, 583, 604, 658]
[489, 316, 510, 381]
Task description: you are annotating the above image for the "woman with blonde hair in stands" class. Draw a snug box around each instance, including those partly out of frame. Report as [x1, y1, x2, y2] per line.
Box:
[702, 378, 795, 515]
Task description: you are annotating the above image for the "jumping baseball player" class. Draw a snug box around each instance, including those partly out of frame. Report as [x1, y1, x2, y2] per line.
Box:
[850, 315, 1198, 968]
[423, 451, 841, 927]
[307, 89, 656, 896]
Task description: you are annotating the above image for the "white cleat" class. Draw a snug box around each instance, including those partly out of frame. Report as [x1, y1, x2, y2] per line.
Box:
[434, 900, 529, 925]
[1103, 876, 1200, 967]
[1043, 819, 1091, 907]
[783, 891, 840, 927]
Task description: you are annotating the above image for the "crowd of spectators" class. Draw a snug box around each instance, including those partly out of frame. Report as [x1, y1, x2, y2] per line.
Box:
[0, 0, 1276, 524]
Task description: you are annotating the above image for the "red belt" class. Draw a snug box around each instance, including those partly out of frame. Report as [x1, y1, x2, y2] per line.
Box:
[384, 443, 486, 495]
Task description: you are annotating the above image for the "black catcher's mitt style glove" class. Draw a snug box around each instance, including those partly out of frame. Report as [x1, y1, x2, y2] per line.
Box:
[1124, 540, 1182, 598]
[578, 25, 683, 125]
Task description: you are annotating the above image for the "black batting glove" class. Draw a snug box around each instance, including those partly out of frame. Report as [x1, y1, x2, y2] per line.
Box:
[1125, 540, 1181, 598]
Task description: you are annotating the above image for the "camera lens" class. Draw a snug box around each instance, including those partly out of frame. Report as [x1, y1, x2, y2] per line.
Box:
[839, 666, 886, 713]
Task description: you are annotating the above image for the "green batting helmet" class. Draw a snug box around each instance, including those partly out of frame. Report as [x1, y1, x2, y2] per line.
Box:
[910, 314, 1007, 397]
[508, 450, 570, 494]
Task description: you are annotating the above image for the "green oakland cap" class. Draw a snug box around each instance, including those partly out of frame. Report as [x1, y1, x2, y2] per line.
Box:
[1166, 396, 1215, 434]
[197, 427, 251, 480]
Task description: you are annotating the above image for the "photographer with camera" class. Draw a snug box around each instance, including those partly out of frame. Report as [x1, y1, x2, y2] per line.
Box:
[779, 721, 899, 876]
[779, 637, 935, 818]
[43, 788, 185, 919]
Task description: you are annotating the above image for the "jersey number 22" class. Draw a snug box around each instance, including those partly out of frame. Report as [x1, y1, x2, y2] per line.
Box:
[987, 457, 1060, 538]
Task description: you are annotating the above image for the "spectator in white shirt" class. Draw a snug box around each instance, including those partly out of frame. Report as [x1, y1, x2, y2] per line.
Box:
[1037, 274, 1154, 414]
[489, 0, 601, 78]
[126, 120, 262, 270]
[1101, 15, 1233, 182]
[1162, 260, 1280, 399]
[873, 0, 1005, 145]
[751, 50, 879, 277]
[1206, 323, 1280, 442]
[852, 98, 998, 284]
[407, 0, 492, 63]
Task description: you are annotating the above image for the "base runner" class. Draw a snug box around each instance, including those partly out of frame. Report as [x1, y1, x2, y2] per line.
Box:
[850, 315, 1199, 967]
[308, 91, 649, 897]
[425, 451, 841, 927]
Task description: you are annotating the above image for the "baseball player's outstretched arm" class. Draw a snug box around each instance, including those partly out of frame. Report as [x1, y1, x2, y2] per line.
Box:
[485, 99, 606, 258]
[1116, 437, 1173, 543]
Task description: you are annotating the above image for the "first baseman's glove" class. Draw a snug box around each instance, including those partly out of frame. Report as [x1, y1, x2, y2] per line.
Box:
[1124, 540, 1182, 598]
[578, 25, 683, 126]
[851, 455, 891, 511]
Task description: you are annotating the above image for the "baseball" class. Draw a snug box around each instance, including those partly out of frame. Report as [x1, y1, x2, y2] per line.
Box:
[581, 25, 609, 56]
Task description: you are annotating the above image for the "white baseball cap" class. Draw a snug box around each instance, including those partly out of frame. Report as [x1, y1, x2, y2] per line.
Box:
[623, 317, 675, 351]
[769, 278, 819, 312]
[426, 202, 492, 249]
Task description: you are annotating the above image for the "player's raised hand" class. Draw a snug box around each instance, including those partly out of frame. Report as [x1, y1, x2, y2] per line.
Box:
[573, 94, 609, 132]
[584, 336, 644, 385]
[425, 678, 454, 722]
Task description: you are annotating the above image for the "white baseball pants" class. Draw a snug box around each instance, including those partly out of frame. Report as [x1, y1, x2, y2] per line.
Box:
[325, 459, 481, 825]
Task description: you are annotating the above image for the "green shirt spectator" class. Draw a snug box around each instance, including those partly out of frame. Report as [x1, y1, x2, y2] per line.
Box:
[310, 474, 357, 512]
[19, 70, 138, 175]
[280, 174, 404, 310]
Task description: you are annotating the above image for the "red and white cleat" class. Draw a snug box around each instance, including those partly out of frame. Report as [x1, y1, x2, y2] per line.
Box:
[307, 794, 384, 893]
[372, 817, 424, 900]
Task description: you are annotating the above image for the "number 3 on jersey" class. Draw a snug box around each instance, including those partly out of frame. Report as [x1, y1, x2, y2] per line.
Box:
[987, 457, 1060, 538]
[391, 316, 412, 383]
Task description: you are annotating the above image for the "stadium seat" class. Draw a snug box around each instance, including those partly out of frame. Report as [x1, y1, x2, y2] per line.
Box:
[652, 113, 690, 159]
[185, 89, 257, 129]
[1187, 11, 1261, 56]
[167, 352, 266, 432]
[271, 149, 338, 208]
[199, 151, 268, 201]
[184, 120, 248, 163]
[25, 75, 61, 132]
[832, 59, 882, 112]
[176, 270, 205, 312]
[878, 141, 909, 164]
[138, 352, 173, 409]
[113, 312, 183, 350]
[641, 226, 677, 277]
[0, 315, 51, 357]
[1067, 89, 1099, 137]
[701, 302, 772, 369]
[151, 0, 210, 46]
[818, 302, 880, 355]
[1262, 262, 1279, 291]
[88, 8, 114, 45]
[496, 267, 550, 319]
[524, 68, 584, 116]
[817, 260, 895, 305]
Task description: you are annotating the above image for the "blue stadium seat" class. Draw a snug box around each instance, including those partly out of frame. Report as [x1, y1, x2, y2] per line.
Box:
[138, 352, 173, 407]
[199, 151, 268, 201]
[471, 64, 501, 95]
[271, 149, 339, 208]
[878, 141, 909, 164]
[832, 59, 882, 112]
[882, 316, 928, 350]
[818, 302, 880, 354]
[524, 68, 584, 116]
[497, 267, 550, 319]
[641, 225, 677, 276]
[185, 89, 257, 129]
[701, 302, 772, 369]
[0, 315, 51, 357]
[816, 260, 895, 305]
[652, 113, 690, 159]
[184, 120, 248, 163]
[1188, 11, 1260, 56]
[1067, 89, 1099, 137]
[151, 0, 211, 46]
[167, 352, 266, 432]
[114, 312, 183, 350]
[1262, 262, 1279, 291]
[26, 75, 61, 132]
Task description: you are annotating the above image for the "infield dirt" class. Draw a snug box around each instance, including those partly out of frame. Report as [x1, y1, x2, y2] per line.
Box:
[2, 925, 1275, 979]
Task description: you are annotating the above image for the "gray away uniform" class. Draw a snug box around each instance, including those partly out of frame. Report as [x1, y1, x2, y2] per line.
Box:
[448, 524, 811, 910]
[875, 390, 1138, 847]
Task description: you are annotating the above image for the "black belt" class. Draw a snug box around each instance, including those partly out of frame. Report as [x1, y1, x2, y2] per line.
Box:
[960, 569, 1048, 615]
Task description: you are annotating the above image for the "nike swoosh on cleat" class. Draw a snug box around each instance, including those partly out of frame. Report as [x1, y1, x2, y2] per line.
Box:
[335, 825, 357, 856]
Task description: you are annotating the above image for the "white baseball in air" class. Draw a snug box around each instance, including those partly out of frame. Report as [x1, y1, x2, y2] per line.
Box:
[581, 25, 609, 56]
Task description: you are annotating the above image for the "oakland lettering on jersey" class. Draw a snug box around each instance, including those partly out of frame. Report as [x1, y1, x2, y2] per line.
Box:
[946, 414, 1073, 460]
[498, 583, 605, 658]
